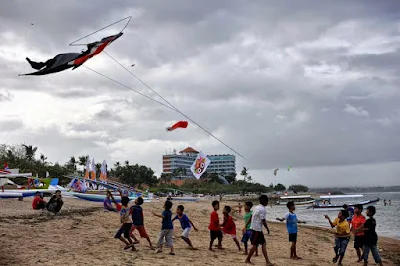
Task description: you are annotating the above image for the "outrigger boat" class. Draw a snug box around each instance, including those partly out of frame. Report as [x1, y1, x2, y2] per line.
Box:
[307, 194, 380, 211]
[277, 195, 315, 206]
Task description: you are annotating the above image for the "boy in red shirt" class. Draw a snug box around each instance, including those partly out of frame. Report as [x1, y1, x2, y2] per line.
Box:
[351, 204, 366, 262]
[209, 200, 223, 251]
[32, 192, 46, 210]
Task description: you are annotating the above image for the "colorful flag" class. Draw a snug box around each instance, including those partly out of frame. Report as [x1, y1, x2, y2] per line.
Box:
[90, 158, 96, 180]
[99, 160, 107, 182]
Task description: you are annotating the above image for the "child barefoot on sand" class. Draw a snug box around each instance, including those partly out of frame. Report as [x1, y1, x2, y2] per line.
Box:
[276, 201, 306, 260]
[114, 196, 136, 251]
[209, 200, 223, 251]
[350, 204, 366, 262]
[242, 201, 258, 256]
[325, 210, 351, 266]
[221, 206, 241, 251]
[172, 205, 198, 249]
[153, 200, 175, 255]
[355, 206, 384, 266]
[245, 195, 273, 265]
[130, 196, 154, 249]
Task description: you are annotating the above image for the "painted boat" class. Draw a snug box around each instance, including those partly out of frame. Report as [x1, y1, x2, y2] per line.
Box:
[68, 192, 152, 203]
[307, 198, 380, 211]
[0, 192, 23, 198]
[0, 187, 68, 198]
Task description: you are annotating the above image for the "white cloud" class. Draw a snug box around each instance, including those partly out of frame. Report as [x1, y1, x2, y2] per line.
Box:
[343, 104, 370, 117]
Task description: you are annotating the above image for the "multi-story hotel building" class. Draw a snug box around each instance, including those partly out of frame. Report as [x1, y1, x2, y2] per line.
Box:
[162, 147, 236, 179]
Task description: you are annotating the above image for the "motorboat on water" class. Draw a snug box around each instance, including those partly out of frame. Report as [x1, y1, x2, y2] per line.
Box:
[276, 195, 316, 207]
[307, 194, 380, 211]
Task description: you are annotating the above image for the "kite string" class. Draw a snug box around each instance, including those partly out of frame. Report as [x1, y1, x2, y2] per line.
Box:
[69, 16, 132, 46]
[82, 65, 177, 112]
[103, 51, 245, 159]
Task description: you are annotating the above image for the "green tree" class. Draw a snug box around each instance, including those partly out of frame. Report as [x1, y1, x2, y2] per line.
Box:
[240, 167, 249, 181]
[274, 183, 286, 191]
[225, 173, 237, 184]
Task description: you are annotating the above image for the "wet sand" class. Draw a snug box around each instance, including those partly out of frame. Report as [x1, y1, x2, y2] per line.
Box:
[0, 197, 399, 266]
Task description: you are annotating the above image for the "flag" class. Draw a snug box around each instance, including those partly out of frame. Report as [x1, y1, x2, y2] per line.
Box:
[99, 160, 107, 182]
[46, 171, 49, 178]
[84, 156, 90, 179]
[90, 158, 96, 180]
[190, 151, 211, 179]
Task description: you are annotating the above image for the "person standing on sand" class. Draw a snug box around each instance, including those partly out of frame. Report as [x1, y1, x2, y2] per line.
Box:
[350, 204, 366, 262]
[221, 206, 241, 251]
[325, 210, 351, 266]
[114, 196, 136, 251]
[130, 196, 154, 250]
[355, 206, 384, 266]
[242, 201, 258, 256]
[209, 200, 223, 251]
[276, 201, 306, 260]
[172, 204, 198, 249]
[153, 200, 175, 255]
[245, 195, 273, 265]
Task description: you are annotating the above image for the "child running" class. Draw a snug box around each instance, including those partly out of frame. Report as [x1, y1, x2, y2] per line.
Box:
[114, 196, 136, 251]
[130, 196, 154, 250]
[153, 200, 175, 255]
[209, 200, 223, 251]
[325, 210, 351, 266]
[350, 204, 366, 262]
[242, 201, 258, 256]
[221, 206, 241, 251]
[355, 206, 383, 266]
[245, 195, 273, 265]
[276, 201, 306, 260]
[172, 205, 198, 249]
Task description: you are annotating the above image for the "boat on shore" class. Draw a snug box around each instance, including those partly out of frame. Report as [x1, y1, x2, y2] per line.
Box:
[67, 191, 152, 203]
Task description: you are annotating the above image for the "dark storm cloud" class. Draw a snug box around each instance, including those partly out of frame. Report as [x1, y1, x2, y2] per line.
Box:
[0, 1, 399, 185]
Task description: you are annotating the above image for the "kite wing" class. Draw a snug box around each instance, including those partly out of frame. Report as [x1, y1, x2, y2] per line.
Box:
[19, 32, 123, 76]
[274, 168, 279, 176]
[166, 120, 188, 131]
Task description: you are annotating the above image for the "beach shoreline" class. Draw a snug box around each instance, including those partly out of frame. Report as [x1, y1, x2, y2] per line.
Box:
[1, 198, 399, 266]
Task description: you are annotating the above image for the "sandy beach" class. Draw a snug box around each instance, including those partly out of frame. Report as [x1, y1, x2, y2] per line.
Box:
[0, 197, 399, 266]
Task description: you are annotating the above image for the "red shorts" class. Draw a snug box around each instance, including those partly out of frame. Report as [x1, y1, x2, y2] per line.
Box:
[130, 225, 149, 238]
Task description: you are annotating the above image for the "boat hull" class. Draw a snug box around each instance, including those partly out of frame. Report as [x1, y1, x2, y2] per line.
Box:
[0, 192, 23, 198]
[308, 198, 379, 211]
[170, 197, 200, 202]
[68, 192, 152, 203]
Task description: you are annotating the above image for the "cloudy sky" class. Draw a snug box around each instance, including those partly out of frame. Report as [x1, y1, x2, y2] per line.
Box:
[1, 0, 399, 187]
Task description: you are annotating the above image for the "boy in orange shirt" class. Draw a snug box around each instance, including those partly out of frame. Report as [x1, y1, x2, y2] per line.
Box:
[351, 204, 366, 262]
[209, 200, 223, 251]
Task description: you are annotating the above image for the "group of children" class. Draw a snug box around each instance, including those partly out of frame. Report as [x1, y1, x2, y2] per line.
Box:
[325, 204, 384, 266]
[112, 193, 384, 266]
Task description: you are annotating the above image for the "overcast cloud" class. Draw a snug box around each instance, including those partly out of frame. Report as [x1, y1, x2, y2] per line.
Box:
[1, 0, 399, 187]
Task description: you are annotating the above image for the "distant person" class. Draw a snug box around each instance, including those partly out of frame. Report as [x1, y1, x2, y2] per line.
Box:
[114, 196, 136, 251]
[351, 204, 366, 262]
[208, 200, 223, 251]
[130, 196, 154, 249]
[32, 192, 46, 210]
[383, 199, 387, 206]
[276, 201, 306, 260]
[103, 190, 121, 212]
[343, 204, 354, 222]
[242, 201, 258, 256]
[245, 195, 273, 265]
[221, 206, 241, 251]
[388, 200, 391, 206]
[172, 205, 198, 249]
[237, 202, 243, 215]
[325, 210, 351, 266]
[46, 190, 63, 214]
[153, 200, 174, 255]
[355, 206, 383, 266]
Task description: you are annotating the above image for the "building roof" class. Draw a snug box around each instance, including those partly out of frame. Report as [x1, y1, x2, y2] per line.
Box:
[179, 147, 199, 154]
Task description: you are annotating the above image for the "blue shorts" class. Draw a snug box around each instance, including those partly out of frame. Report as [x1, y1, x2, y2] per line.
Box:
[241, 230, 252, 243]
[115, 223, 132, 239]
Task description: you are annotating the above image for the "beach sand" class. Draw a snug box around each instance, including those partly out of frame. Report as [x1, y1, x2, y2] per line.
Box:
[1, 197, 399, 266]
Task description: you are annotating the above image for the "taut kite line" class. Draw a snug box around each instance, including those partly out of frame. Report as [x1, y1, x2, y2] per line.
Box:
[18, 16, 245, 159]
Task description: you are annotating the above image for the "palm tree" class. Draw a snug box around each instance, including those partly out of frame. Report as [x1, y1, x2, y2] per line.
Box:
[125, 160, 129, 166]
[40, 154, 47, 165]
[240, 167, 249, 181]
[22, 144, 37, 162]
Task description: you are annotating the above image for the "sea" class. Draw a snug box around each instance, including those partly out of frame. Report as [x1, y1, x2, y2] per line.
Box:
[265, 191, 400, 240]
